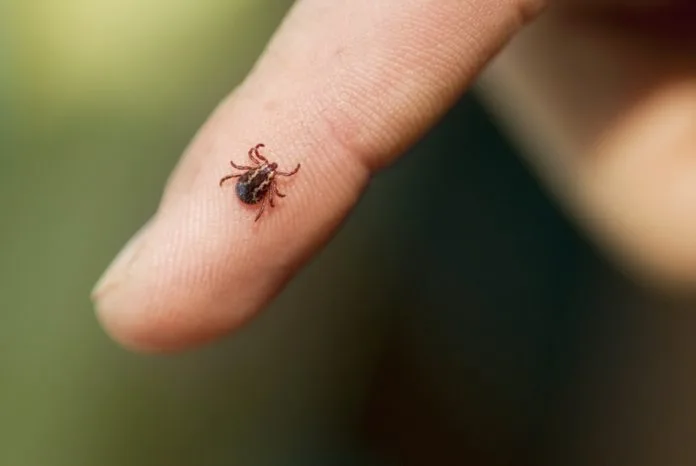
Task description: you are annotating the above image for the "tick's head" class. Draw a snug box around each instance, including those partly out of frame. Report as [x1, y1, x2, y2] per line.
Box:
[268, 162, 278, 170]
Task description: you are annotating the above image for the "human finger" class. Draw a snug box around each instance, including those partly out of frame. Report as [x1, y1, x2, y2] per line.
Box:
[92, 0, 546, 352]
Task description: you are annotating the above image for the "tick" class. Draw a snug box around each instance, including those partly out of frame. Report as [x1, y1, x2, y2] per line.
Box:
[219, 143, 301, 222]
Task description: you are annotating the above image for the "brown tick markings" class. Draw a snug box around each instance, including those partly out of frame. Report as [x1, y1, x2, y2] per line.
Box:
[219, 143, 301, 222]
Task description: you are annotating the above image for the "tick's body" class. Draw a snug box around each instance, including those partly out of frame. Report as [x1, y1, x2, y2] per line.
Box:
[235, 165, 276, 205]
[219, 143, 300, 221]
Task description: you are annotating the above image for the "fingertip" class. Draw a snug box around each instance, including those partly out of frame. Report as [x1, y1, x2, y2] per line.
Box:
[96, 304, 177, 354]
[96, 299, 224, 353]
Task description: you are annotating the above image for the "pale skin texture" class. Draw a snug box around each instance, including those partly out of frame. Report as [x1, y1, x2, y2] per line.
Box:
[92, 0, 696, 352]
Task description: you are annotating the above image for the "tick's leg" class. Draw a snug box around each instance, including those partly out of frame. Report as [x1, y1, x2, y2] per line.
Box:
[276, 164, 301, 177]
[230, 161, 254, 170]
[219, 173, 241, 186]
[273, 183, 286, 198]
[269, 194, 275, 208]
[255, 196, 268, 222]
[248, 146, 261, 164]
[253, 143, 269, 163]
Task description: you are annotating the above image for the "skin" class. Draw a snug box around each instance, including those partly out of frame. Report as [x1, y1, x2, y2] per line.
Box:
[91, 0, 696, 352]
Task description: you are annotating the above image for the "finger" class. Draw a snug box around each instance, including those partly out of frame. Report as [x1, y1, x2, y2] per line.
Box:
[479, 4, 696, 289]
[92, 0, 546, 352]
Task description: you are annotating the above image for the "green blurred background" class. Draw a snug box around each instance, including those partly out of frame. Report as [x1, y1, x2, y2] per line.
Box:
[5, 2, 696, 466]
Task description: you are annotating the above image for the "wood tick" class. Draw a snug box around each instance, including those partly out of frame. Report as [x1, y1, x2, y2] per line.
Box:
[219, 143, 301, 222]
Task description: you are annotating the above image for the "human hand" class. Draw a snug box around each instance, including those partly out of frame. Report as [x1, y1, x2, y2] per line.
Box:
[480, 0, 696, 288]
[91, 0, 689, 352]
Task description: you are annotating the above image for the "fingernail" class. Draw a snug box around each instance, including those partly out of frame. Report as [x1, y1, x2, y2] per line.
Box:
[91, 220, 152, 302]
